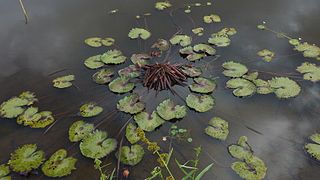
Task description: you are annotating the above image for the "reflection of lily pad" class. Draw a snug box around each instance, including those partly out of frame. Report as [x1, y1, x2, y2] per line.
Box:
[192, 27, 204, 36]
[17, 107, 55, 128]
[125, 123, 141, 144]
[253, 79, 274, 95]
[68, 120, 94, 142]
[156, 99, 187, 120]
[128, 28, 151, 40]
[305, 133, 320, 161]
[151, 39, 170, 51]
[222, 61, 248, 78]
[296, 62, 320, 82]
[53, 75, 75, 89]
[193, 44, 216, 55]
[117, 93, 145, 114]
[92, 68, 114, 84]
[181, 65, 202, 77]
[208, 35, 231, 47]
[80, 130, 117, 159]
[8, 144, 45, 173]
[226, 78, 256, 97]
[80, 102, 103, 118]
[84, 55, 104, 69]
[231, 155, 267, 180]
[185, 94, 215, 112]
[108, 77, 135, 94]
[134, 111, 165, 132]
[155, 1, 172, 10]
[0, 164, 10, 179]
[268, 77, 301, 98]
[118, 65, 140, 79]
[205, 117, 229, 141]
[257, 49, 275, 62]
[170, 35, 192, 47]
[41, 149, 77, 177]
[131, 53, 151, 66]
[116, 145, 144, 166]
[101, 49, 126, 65]
[189, 77, 216, 93]
[203, 14, 221, 23]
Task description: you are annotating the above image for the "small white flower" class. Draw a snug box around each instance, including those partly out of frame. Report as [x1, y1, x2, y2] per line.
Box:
[162, 137, 167, 141]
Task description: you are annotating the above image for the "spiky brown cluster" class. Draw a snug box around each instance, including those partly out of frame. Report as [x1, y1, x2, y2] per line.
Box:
[141, 63, 187, 91]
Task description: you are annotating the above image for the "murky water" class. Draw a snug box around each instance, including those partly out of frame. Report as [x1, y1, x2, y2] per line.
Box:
[0, 0, 320, 179]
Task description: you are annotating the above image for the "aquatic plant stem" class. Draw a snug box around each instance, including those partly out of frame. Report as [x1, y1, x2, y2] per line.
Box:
[116, 135, 124, 180]
[19, 0, 29, 24]
[116, 116, 133, 137]
[155, 151, 175, 179]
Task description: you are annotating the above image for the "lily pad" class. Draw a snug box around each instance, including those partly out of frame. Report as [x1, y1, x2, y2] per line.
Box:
[268, 77, 301, 98]
[203, 14, 221, 23]
[125, 123, 141, 144]
[16, 107, 55, 128]
[189, 77, 216, 93]
[294, 42, 320, 59]
[68, 120, 94, 142]
[205, 117, 229, 141]
[118, 65, 140, 79]
[116, 144, 144, 166]
[8, 144, 45, 173]
[41, 149, 77, 177]
[101, 49, 126, 65]
[305, 133, 320, 161]
[53, 75, 75, 89]
[192, 27, 204, 36]
[134, 111, 165, 132]
[226, 78, 256, 97]
[222, 61, 248, 78]
[170, 35, 192, 47]
[179, 46, 205, 61]
[0, 164, 10, 180]
[231, 155, 267, 180]
[79, 130, 117, 159]
[101, 38, 115, 46]
[131, 53, 151, 66]
[218, 28, 237, 36]
[289, 39, 300, 46]
[84, 55, 104, 69]
[151, 39, 170, 51]
[253, 79, 274, 95]
[117, 93, 145, 114]
[181, 65, 202, 77]
[185, 94, 215, 112]
[296, 62, 320, 82]
[156, 99, 187, 120]
[242, 72, 259, 81]
[84, 37, 102, 47]
[193, 44, 216, 55]
[128, 28, 151, 40]
[155, 1, 172, 10]
[108, 77, 135, 94]
[92, 68, 114, 84]
[257, 49, 275, 62]
[228, 136, 253, 160]
[208, 35, 231, 47]
[80, 102, 103, 118]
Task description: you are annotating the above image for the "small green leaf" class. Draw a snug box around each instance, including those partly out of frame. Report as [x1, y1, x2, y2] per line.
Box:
[296, 62, 320, 82]
[68, 120, 94, 142]
[151, 39, 170, 51]
[80, 102, 103, 118]
[268, 77, 301, 98]
[226, 78, 256, 97]
[181, 65, 202, 77]
[84, 55, 104, 69]
[305, 133, 320, 161]
[0, 164, 10, 179]
[294, 42, 320, 59]
[116, 144, 144, 166]
[205, 117, 229, 141]
[108, 77, 135, 94]
[125, 123, 141, 144]
[170, 35, 192, 47]
[257, 24, 266, 30]
[156, 99, 187, 120]
[53, 75, 75, 89]
[101, 49, 126, 65]
[192, 27, 204, 36]
[253, 79, 274, 95]
[189, 77, 216, 93]
[134, 111, 165, 132]
[193, 44, 216, 55]
[222, 61, 248, 78]
[118, 65, 140, 79]
[128, 28, 151, 40]
[117, 93, 145, 114]
[92, 68, 114, 84]
[194, 163, 214, 180]
[84, 37, 103, 47]
[203, 14, 221, 23]
[208, 35, 231, 47]
[289, 39, 300, 46]
[257, 49, 275, 62]
[130, 53, 151, 66]
[186, 94, 215, 112]
[155, 1, 172, 10]
[16, 107, 55, 128]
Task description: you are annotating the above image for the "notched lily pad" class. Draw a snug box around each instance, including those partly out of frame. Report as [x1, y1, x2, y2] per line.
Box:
[131, 53, 151, 66]
[92, 68, 114, 84]
[185, 94, 214, 112]
[179, 46, 205, 61]
[101, 49, 126, 65]
[108, 77, 135, 94]
[84, 37, 115, 47]
[296, 62, 320, 82]
[193, 44, 216, 55]
[128, 28, 151, 40]
[181, 65, 202, 77]
[242, 72, 258, 81]
[189, 77, 216, 93]
[205, 117, 229, 141]
[203, 14, 221, 23]
[80, 102, 103, 117]
[134, 111, 165, 132]
[257, 49, 275, 62]
[226, 78, 256, 97]
[228, 136, 253, 160]
[156, 99, 187, 120]
[151, 39, 170, 51]
[125, 123, 141, 144]
[192, 27, 204, 36]
[84, 55, 104, 69]
[118, 65, 140, 79]
[231, 155, 267, 180]
[208, 34, 230, 47]
[116, 144, 144, 166]
[53, 75, 75, 89]
[117, 93, 145, 114]
[222, 61, 248, 78]
[155, 1, 172, 10]
[68, 120, 94, 142]
[16, 107, 55, 128]
[0, 164, 10, 179]
[253, 79, 274, 95]
[305, 133, 320, 161]
[268, 77, 301, 98]
[294, 42, 320, 59]
[170, 35, 192, 47]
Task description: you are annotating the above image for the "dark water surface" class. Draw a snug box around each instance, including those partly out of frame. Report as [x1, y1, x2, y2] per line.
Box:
[0, 0, 320, 179]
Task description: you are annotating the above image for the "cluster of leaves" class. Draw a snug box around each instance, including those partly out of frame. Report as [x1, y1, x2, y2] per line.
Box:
[52, 75, 75, 89]
[304, 133, 320, 161]
[203, 14, 221, 24]
[204, 117, 229, 141]
[93, 159, 115, 180]
[168, 124, 192, 143]
[84, 37, 115, 47]
[180, 44, 216, 61]
[296, 62, 320, 82]
[208, 28, 237, 47]
[257, 49, 275, 62]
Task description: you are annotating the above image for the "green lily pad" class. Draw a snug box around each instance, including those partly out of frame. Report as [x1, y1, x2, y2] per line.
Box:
[289, 39, 300, 46]
[222, 61, 248, 78]
[181, 65, 202, 77]
[134, 111, 165, 132]
[128, 28, 151, 40]
[253, 79, 274, 95]
[192, 27, 204, 36]
[179, 46, 205, 61]
[226, 78, 256, 97]
[108, 77, 135, 94]
[84, 55, 104, 69]
[116, 144, 144, 166]
[118, 65, 140, 79]
[203, 14, 221, 23]
[296, 62, 320, 82]
[92, 68, 114, 84]
[125, 123, 141, 144]
[156, 99, 187, 120]
[189, 77, 216, 93]
[218, 28, 237, 36]
[242, 72, 258, 81]
[79, 130, 117, 159]
[8, 144, 45, 173]
[208, 35, 231, 47]
[101, 49, 126, 65]
[170, 35, 192, 47]
[68, 120, 94, 142]
[80, 102, 103, 118]
[151, 39, 170, 51]
[84, 37, 102, 47]
[305, 133, 320, 161]
[131, 53, 151, 66]
[185, 94, 215, 112]
[117, 93, 145, 114]
[41, 149, 77, 177]
[228, 136, 253, 160]
[0, 164, 10, 179]
[294, 42, 320, 59]
[53, 75, 75, 89]
[193, 44, 216, 55]
[155, 1, 172, 10]
[205, 117, 229, 141]
[231, 155, 267, 180]
[16, 107, 55, 128]
[19, 91, 37, 104]
[257, 49, 275, 62]
[101, 38, 115, 46]
[268, 77, 301, 98]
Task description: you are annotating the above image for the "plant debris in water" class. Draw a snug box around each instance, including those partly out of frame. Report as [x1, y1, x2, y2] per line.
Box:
[181, 65, 202, 77]
[131, 53, 151, 66]
[80, 102, 103, 118]
[68, 120, 94, 142]
[304, 133, 320, 161]
[205, 117, 229, 141]
[116, 144, 145, 166]
[52, 75, 75, 89]
[156, 99, 187, 120]
[118, 65, 140, 79]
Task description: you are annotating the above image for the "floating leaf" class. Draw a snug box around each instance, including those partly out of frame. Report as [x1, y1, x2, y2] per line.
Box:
[253, 79, 273, 95]
[189, 77, 216, 93]
[181, 65, 202, 77]
[134, 111, 165, 132]
[118, 65, 140, 79]
[170, 35, 192, 47]
[125, 123, 141, 144]
[179, 46, 205, 61]
[268, 77, 301, 98]
[101, 49, 126, 65]
[208, 35, 231, 47]
[92, 68, 114, 84]
[155, 1, 172, 10]
[231, 155, 267, 180]
[218, 28, 237, 36]
[19, 91, 37, 104]
[68, 120, 94, 142]
[289, 39, 300, 46]
[296, 62, 320, 82]
[101, 38, 115, 46]
[116, 145, 144, 166]
[193, 44, 216, 55]
[0, 164, 10, 179]
[80, 102, 103, 118]
[242, 72, 259, 81]
[108, 77, 135, 94]
[305, 133, 320, 161]
[84, 37, 102, 47]
[228, 136, 253, 160]
[79, 130, 117, 159]
[226, 78, 256, 97]
[294, 42, 320, 59]
[16, 107, 55, 128]
[52, 75, 75, 89]
[222, 61, 248, 78]
[156, 99, 187, 120]
[117, 93, 145, 114]
[8, 144, 45, 173]
[192, 27, 204, 36]
[203, 14, 221, 23]
[41, 149, 77, 177]
[131, 53, 151, 66]
[128, 28, 151, 40]
[257, 24, 266, 30]
[151, 39, 170, 51]
[205, 117, 229, 141]
[185, 94, 215, 112]
[257, 49, 275, 62]
[84, 55, 104, 69]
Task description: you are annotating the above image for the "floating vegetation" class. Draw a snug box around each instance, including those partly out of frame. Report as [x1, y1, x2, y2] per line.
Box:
[131, 53, 151, 66]
[80, 102, 103, 118]
[203, 14, 221, 23]
[116, 145, 145, 166]
[268, 77, 301, 98]
[181, 65, 202, 77]
[186, 94, 214, 112]
[205, 117, 229, 141]
[155, 1, 172, 10]
[92, 68, 114, 84]
[84, 55, 104, 69]
[101, 49, 127, 65]
[84, 37, 115, 47]
[0, 164, 10, 179]
[304, 133, 320, 161]
[189, 77, 216, 94]
[94, 159, 116, 180]
[156, 99, 187, 120]
[52, 75, 75, 89]
[41, 149, 77, 177]
[296, 62, 320, 82]
[226, 78, 256, 97]
[168, 125, 192, 143]
[222, 61, 248, 78]
[134, 111, 165, 132]
[192, 27, 204, 36]
[118, 65, 140, 79]
[117, 93, 145, 114]
[257, 49, 275, 62]
[125, 123, 141, 144]
[179, 46, 206, 61]
[254, 79, 274, 95]
[170, 34, 192, 47]
[108, 77, 135, 93]
[128, 28, 151, 40]
[68, 120, 94, 142]
[151, 39, 170, 52]
[16, 107, 55, 128]
[193, 43, 216, 55]
[208, 28, 237, 47]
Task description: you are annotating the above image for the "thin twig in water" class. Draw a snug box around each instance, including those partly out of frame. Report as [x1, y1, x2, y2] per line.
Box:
[19, 0, 29, 24]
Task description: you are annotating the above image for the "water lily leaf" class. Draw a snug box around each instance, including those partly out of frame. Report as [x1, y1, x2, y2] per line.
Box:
[118, 65, 140, 79]
[79, 130, 117, 159]
[179, 46, 205, 61]
[80, 102, 103, 118]
[156, 99, 187, 120]
[19, 91, 37, 104]
[228, 136, 253, 160]
[16, 107, 55, 128]
[181, 65, 202, 77]
[53, 75, 75, 89]
[108, 77, 135, 94]
[101, 49, 126, 65]
[128, 28, 151, 40]
[257, 49, 275, 62]
[242, 72, 258, 81]
[189, 77, 216, 94]
[84, 55, 104, 69]
[218, 28, 237, 36]
[192, 27, 204, 36]
[289, 39, 300, 46]
[203, 14, 221, 23]
[296, 62, 320, 82]
[222, 61, 248, 78]
[208, 35, 231, 47]
[116, 144, 144, 166]
[101, 38, 115, 46]
[185, 94, 215, 112]
[92, 68, 114, 84]
[253, 79, 274, 94]
[294, 42, 320, 59]
[134, 111, 165, 132]
[205, 117, 229, 141]
[131, 53, 151, 66]
[231, 155, 267, 180]
[268, 77, 301, 98]
[170, 35, 192, 47]
[0, 164, 10, 179]
[305, 133, 320, 161]
[226, 78, 256, 97]
[8, 144, 45, 173]
[68, 120, 94, 142]
[151, 39, 170, 51]
[125, 123, 141, 144]
[41, 149, 77, 177]
[84, 37, 102, 47]
[117, 93, 145, 114]
[155, 1, 172, 10]
[193, 44, 216, 55]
